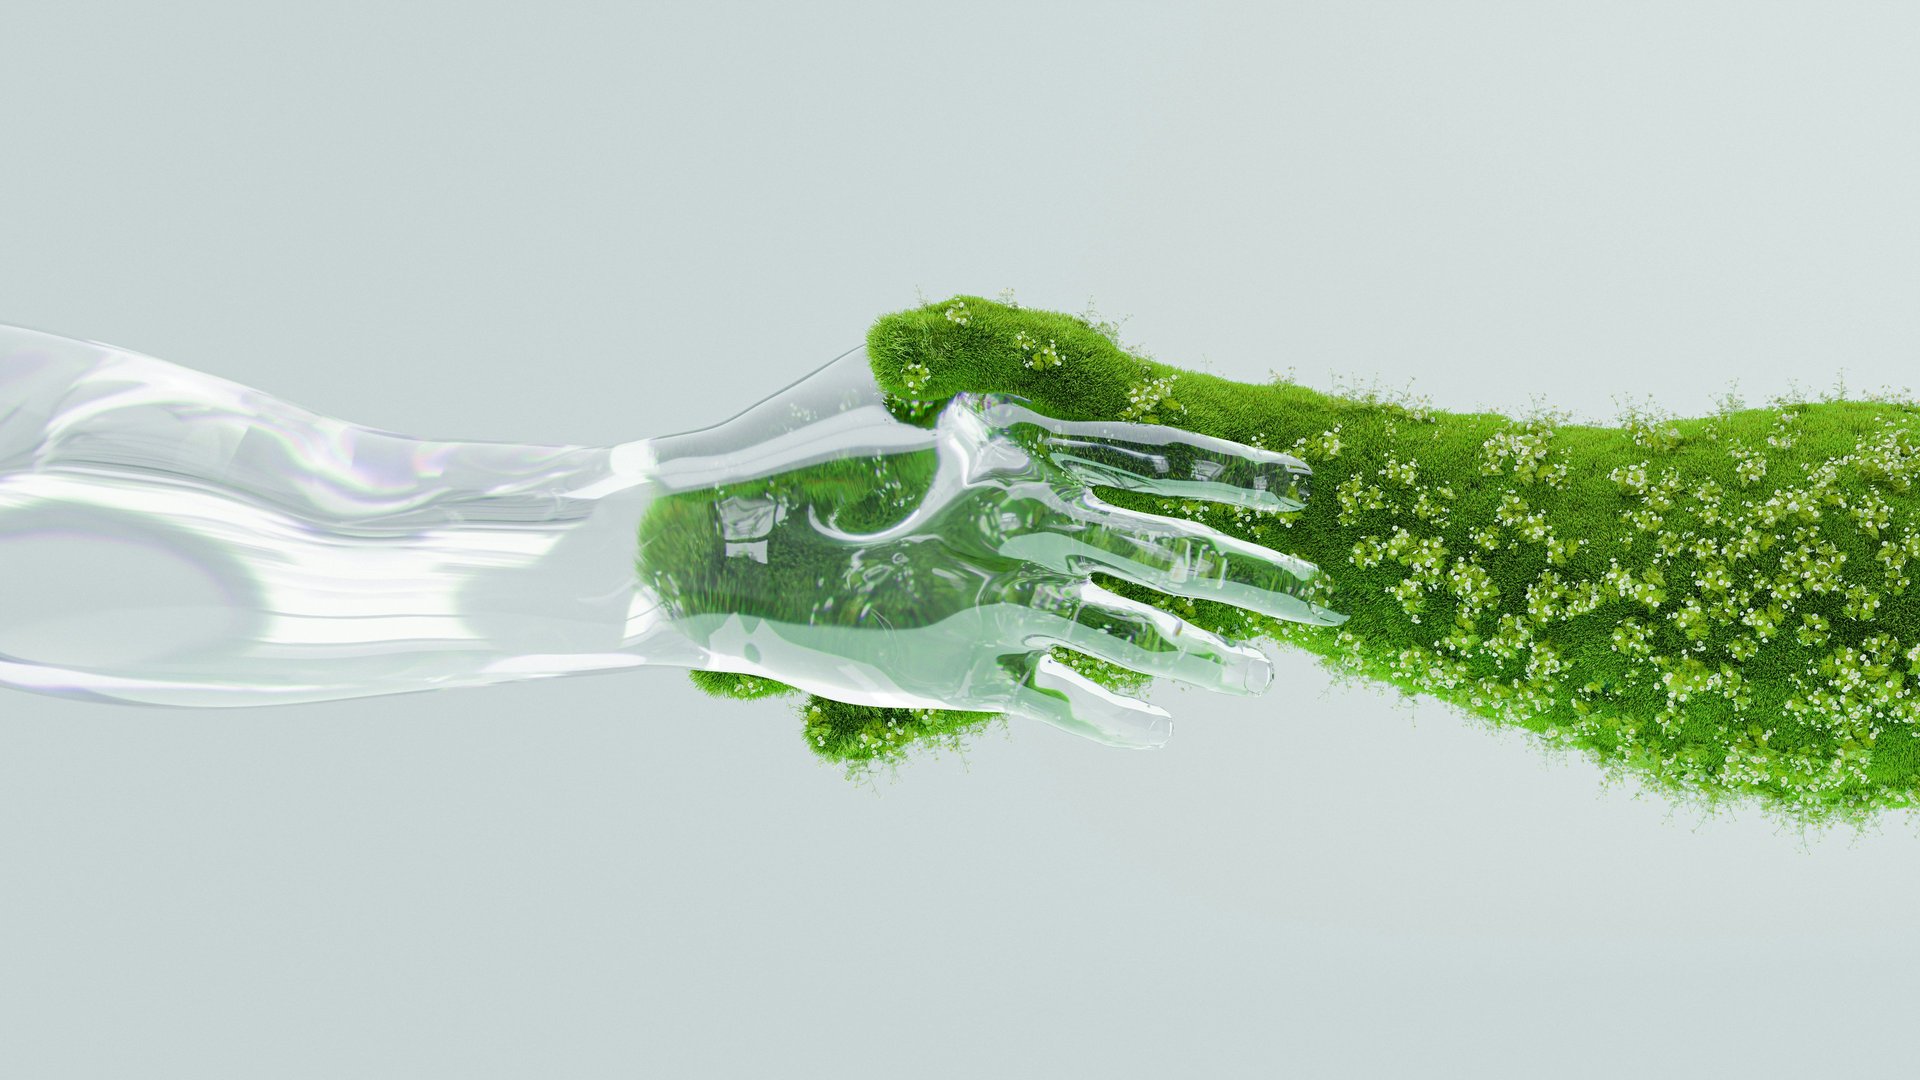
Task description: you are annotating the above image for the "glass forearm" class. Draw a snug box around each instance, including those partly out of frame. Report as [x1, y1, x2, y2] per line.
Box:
[0, 324, 702, 706]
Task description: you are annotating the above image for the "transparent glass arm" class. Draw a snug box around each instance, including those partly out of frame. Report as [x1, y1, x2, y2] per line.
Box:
[0, 323, 784, 707]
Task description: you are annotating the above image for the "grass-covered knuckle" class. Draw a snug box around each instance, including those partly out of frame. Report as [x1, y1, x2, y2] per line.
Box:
[865, 295, 1162, 421]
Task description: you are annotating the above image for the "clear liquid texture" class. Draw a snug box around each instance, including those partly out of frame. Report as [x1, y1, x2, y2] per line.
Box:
[0, 325, 1336, 744]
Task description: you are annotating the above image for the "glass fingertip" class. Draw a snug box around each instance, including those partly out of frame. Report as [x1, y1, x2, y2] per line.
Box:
[1313, 605, 1352, 627]
[1237, 651, 1275, 694]
[1128, 712, 1175, 749]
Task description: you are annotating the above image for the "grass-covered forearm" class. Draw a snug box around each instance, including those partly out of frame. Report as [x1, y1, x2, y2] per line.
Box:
[676, 295, 1920, 822]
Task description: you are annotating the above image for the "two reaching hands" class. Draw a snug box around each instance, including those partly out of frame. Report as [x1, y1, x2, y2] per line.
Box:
[635, 349, 1347, 748]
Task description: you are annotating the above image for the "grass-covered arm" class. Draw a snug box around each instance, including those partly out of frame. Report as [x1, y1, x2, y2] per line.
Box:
[729, 295, 1920, 824]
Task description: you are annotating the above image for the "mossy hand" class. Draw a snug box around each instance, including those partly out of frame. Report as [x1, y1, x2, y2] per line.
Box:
[710, 295, 1920, 824]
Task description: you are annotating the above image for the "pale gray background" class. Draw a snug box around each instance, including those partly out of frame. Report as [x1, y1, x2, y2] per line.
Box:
[3, 3, 1918, 1077]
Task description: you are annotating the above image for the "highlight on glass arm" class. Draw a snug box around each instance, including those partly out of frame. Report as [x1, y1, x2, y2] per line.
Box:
[4, 294, 1919, 824]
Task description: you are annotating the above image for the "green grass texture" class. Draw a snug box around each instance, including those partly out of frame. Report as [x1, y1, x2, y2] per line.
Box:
[666, 294, 1920, 824]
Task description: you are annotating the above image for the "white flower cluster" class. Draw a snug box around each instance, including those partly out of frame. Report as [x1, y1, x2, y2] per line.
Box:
[1446, 557, 1500, 616]
[1289, 425, 1344, 461]
[899, 360, 932, 394]
[1609, 460, 1651, 495]
[1730, 445, 1768, 486]
[1526, 640, 1566, 682]
[1381, 455, 1419, 486]
[1653, 654, 1725, 703]
[1844, 583, 1881, 621]
[1695, 559, 1734, 595]
[1876, 533, 1920, 593]
[1622, 505, 1664, 535]
[1690, 476, 1724, 505]
[1336, 473, 1391, 526]
[1624, 413, 1684, 453]
[1738, 600, 1786, 641]
[1413, 484, 1454, 526]
[1523, 569, 1604, 625]
[1772, 529, 1846, 597]
[1012, 329, 1063, 371]
[1387, 577, 1426, 621]
[1480, 428, 1553, 480]
[1669, 596, 1712, 642]
[1851, 491, 1894, 536]
[1491, 492, 1556, 546]
[1856, 422, 1920, 490]
[1765, 409, 1802, 450]
[1752, 486, 1822, 527]
[1611, 617, 1653, 657]
[1602, 558, 1668, 609]
[1119, 374, 1178, 421]
[1805, 632, 1913, 714]
[1359, 526, 1452, 622]
[1482, 613, 1535, 664]
[1545, 535, 1582, 565]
